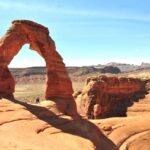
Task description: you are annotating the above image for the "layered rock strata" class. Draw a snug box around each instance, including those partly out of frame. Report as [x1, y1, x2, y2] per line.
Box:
[75, 75, 147, 119]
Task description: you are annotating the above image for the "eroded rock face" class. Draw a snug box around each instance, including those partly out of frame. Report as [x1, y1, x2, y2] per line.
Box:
[0, 67, 15, 99]
[75, 75, 147, 119]
[0, 20, 76, 116]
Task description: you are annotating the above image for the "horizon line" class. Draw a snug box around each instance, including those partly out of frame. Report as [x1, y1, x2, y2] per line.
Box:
[8, 61, 150, 69]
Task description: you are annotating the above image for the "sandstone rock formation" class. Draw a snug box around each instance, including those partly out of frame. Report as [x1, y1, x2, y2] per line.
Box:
[0, 20, 77, 116]
[75, 75, 147, 119]
[0, 99, 117, 150]
[93, 113, 150, 150]
[93, 92, 150, 149]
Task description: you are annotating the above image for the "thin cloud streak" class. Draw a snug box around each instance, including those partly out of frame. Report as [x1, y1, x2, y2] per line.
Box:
[1, 1, 150, 22]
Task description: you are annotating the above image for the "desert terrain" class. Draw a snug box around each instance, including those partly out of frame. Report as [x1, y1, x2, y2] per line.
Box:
[6, 64, 150, 150]
[9, 63, 150, 103]
[0, 20, 150, 150]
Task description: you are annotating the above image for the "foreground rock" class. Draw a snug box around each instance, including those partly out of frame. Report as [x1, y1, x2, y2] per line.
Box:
[75, 75, 147, 119]
[0, 99, 117, 150]
[93, 91, 150, 149]
[93, 114, 150, 150]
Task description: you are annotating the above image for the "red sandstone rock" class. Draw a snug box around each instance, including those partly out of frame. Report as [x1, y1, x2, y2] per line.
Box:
[75, 75, 147, 119]
[0, 20, 77, 116]
[0, 99, 117, 150]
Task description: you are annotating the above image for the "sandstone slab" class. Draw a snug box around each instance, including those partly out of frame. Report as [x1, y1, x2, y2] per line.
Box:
[0, 99, 117, 150]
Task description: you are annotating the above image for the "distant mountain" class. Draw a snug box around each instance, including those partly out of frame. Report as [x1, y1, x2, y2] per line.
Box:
[100, 66, 121, 74]
[9, 67, 47, 77]
[10, 66, 121, 77]
[96, 62, 150, 72]
[9, 62, 150, 84]
[141, 62, 150, 68]
[9, 62, 150, 77]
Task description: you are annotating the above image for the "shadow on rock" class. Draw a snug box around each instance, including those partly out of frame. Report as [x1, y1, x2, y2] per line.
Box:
[9, 98, 117, 150]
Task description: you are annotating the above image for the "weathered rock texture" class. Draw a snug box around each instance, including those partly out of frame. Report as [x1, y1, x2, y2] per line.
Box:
[0, 20, 76, 116]
[0, 99, 117, 150]
[93, 91, 150, 149]
[75, 75, 147, 119]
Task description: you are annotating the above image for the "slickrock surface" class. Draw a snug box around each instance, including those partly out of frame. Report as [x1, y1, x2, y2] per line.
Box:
[1, 93, 150, 150]
[75, 75, 147, 119]
[0, 20, 77, 116]
[92, 114, 150, 150]
[0, 99, 117, 150]
[91, 90, 150, 150]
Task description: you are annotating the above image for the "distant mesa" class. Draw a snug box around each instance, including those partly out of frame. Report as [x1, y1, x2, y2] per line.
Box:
[9, 62, 150, 79]
[100, 66, 121, 74]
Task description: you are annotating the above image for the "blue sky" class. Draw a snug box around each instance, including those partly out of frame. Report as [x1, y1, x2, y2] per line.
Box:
[0, 0, 150, 67]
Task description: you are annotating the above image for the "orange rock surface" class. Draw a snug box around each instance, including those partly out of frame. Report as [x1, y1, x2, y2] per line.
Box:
[0, 20, 77, 116]
[75, 75, 147, 119]
[0, 99, 117, 150]
[1, 93, 150, 149]
[92, 91, 150, 149]
[93, 114, 150, 150]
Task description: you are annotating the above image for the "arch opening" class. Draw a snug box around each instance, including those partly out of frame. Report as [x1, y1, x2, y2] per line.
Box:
[9, 44, 46, 103]
[0, 20, 77, 116]
[0, 20, 73, 101]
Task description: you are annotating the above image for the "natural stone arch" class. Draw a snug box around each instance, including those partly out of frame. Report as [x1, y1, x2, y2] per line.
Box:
[0, 20, 77, 115]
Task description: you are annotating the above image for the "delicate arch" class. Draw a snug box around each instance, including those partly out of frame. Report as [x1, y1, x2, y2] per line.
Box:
[0, 20, 74, 105]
